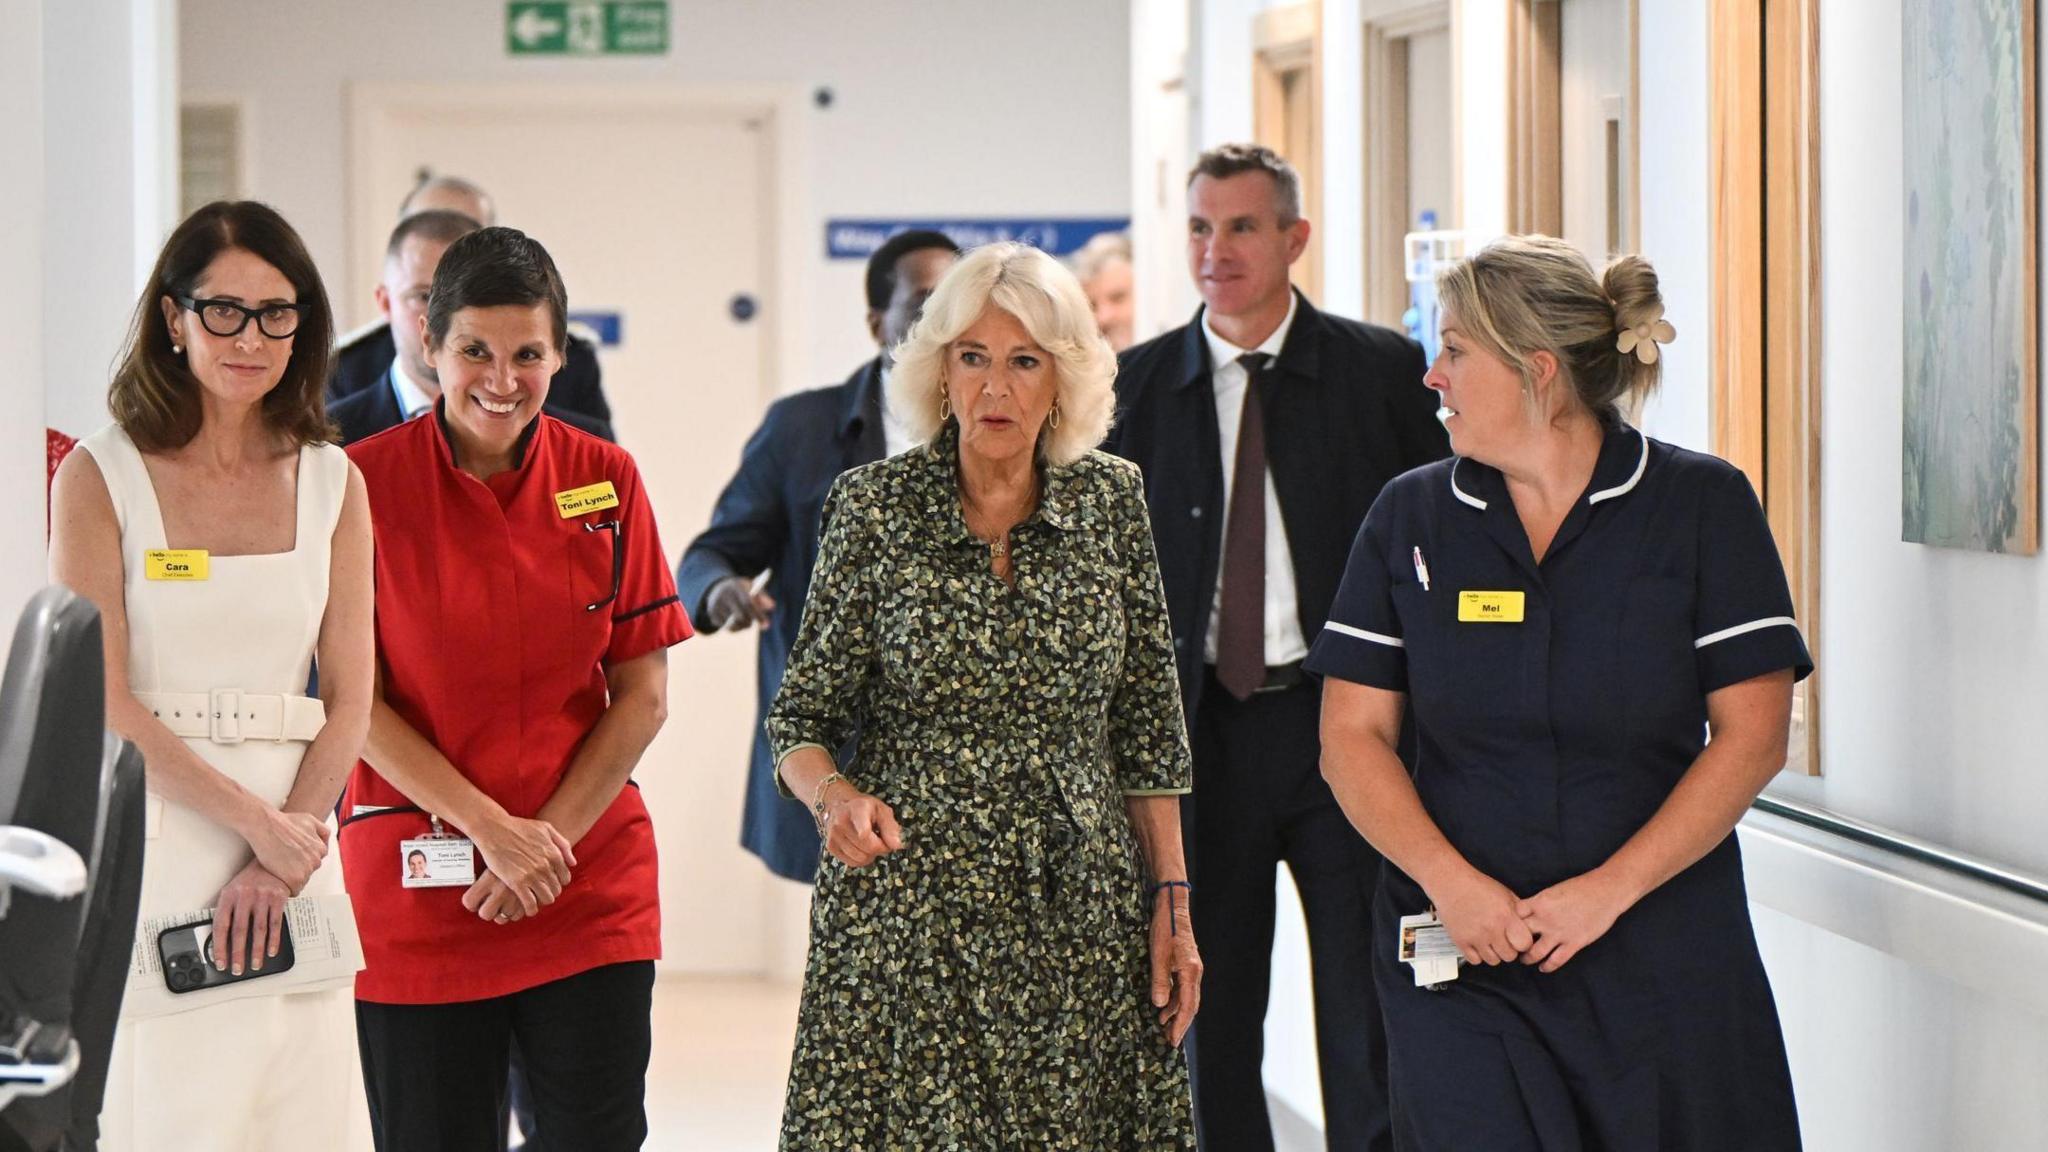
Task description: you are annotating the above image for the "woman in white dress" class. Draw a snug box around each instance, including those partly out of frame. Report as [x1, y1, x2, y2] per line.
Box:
[49, 200, 373, 1151]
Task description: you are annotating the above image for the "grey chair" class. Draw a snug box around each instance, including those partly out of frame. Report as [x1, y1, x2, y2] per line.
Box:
[0, 588, 144, 1152]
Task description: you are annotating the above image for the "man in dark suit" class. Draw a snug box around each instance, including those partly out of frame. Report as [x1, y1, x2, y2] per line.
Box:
[330, 209, 613, 446]
[676, 229, 960, 883]
[1107, 144, 1448, 1152]
[328, 174, 615, 435]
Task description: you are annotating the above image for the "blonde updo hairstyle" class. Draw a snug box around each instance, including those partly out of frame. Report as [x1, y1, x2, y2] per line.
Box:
[887, 242, 1117, 467]
[1435, 234, 1667, 424]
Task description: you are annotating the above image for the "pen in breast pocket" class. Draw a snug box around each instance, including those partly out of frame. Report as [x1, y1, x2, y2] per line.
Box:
[1412, 547, 1431, 591]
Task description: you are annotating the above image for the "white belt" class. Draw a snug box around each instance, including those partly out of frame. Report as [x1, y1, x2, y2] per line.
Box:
[135, 690, 327, 745]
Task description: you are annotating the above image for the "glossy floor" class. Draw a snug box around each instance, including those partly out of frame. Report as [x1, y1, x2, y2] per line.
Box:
[643, 976, 802, 1150]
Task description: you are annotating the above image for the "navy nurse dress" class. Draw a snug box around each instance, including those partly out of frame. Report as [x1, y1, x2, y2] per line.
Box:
[1304, 420, 1810, 1151]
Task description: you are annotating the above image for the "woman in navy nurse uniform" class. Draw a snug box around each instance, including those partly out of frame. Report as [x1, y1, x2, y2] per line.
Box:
[1310, 236, 1809, 1151]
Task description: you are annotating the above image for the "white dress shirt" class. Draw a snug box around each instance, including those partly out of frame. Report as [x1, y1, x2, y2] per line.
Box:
[388, 358, 435, 421]
[1202, 294, 1310, 666]
[879, 364, 917, 458]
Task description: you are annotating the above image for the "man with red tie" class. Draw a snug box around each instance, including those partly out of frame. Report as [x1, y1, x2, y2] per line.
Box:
[1106, 144, 1447, 1151]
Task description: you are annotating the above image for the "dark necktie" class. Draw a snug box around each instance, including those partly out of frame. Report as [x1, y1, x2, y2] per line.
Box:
[1217, 352, 1272, 701]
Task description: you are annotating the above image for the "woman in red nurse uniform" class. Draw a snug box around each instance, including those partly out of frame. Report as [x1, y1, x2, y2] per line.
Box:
[342, 225, 692, 1151]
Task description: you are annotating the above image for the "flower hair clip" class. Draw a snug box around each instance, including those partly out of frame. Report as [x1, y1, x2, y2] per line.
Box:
[1615, 307, 1677, 365]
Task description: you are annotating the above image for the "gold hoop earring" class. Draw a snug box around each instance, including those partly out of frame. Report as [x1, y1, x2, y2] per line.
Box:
[938, 392, 952, 421]
[1049, 401, 1061, 430]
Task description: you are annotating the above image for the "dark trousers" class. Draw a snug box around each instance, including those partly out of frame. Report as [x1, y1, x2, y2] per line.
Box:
[355, 960, 655, 1152]
[1187, 671, 1389, 1152]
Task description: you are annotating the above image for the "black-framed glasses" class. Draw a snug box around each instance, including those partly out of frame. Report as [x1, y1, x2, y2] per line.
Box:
[584, 520, 624, 612]
[177, 295, 302, 339]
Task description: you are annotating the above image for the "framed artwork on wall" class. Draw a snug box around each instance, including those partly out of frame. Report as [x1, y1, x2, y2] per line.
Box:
[1901, 0, 2038, 555]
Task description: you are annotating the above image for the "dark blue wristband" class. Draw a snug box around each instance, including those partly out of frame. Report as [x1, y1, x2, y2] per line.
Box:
[1148, 880, 1193, 935]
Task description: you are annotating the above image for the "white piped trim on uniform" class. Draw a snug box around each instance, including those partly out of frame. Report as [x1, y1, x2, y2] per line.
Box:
[1325, 621, 1405, 648]
[1449, 460, 1488, 510]
[1694, 616, 1800, 649]
[1587, 428, 1650, 504]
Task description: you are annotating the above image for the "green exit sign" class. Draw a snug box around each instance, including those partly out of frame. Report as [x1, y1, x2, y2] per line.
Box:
[507, 1, 669, 56]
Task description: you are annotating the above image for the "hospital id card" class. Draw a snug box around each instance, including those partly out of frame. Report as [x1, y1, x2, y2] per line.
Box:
[399, 836, 476, 888]
[1397, 911, 1462, 989]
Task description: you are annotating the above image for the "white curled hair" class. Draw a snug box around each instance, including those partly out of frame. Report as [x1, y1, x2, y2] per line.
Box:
[887, 242, 1117, 467]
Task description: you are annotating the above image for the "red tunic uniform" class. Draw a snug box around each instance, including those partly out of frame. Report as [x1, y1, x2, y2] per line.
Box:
[344, 412, 692, 1004]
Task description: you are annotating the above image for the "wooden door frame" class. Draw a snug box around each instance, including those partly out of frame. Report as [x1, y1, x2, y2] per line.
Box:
[1254, 2, 1324, 302]
[1362, 2, 1452, 327]
[1708, 0, 1823, 775]
[1502, 0, 1642, 252]
[1506, 0, 1562, 235]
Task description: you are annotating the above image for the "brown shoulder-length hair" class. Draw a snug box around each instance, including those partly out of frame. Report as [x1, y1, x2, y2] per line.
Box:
[110, 201, 336, 451]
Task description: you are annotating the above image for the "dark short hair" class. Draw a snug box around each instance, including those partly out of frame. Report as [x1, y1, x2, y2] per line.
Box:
[385, 209, 482, 263]
[865, 229, 961, 311]
[109, 201, 335, 452]
[425, 226, 568, 353]
[1188, 143, 1304, 224]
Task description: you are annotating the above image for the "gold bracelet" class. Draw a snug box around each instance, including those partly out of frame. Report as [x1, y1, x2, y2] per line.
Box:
[811, 772, 847, 828]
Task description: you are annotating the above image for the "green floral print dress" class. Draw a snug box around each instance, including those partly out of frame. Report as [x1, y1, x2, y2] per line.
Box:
[766, 425, 1197, 1150]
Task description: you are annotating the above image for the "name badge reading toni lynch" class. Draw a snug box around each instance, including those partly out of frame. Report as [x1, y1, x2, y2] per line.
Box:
[400, 836, 476, 889]
[144, 550, 210, 581]
[1457, 590, 1526, 623]
[554, 481, 620, 519]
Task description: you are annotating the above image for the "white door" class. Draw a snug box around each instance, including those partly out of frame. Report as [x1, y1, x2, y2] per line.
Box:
[350, 87, 788, 976]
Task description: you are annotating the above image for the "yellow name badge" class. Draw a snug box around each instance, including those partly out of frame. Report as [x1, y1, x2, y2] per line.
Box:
[144, 549, 210, 581]
[553, 481, 620, 519]
[1458, 590, 1526, 623]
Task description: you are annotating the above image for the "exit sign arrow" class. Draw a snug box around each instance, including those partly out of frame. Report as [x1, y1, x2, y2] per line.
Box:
[507, 1, 668, 56]
[510, 6, 563, 47]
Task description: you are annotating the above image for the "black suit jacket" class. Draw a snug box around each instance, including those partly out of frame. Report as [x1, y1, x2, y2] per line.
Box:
[674, 358, 888, 882]
[328, 376, 614, 446]
[328, 321, 615, 434]
[1105, 291, 1449, 720]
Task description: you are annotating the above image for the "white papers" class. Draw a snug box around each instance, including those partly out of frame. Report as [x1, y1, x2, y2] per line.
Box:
[122, 892, 364, 1020]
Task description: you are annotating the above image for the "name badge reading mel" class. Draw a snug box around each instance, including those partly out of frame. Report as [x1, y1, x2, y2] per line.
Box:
[1458, 590, 1525, 623]
[144, 550, 209, 581]
[554, 481, 620, 519]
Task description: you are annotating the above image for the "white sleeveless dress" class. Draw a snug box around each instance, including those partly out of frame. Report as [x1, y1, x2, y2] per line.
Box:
[80, 426, 366, 1152]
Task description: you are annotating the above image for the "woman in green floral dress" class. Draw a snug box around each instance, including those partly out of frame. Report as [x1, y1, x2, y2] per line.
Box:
[768, 242, 1201, 1149]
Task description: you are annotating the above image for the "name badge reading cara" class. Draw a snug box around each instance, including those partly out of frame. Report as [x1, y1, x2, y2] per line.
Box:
[144, 550, 210, 581]
[554, 481, 620, 519]
[1457, 590, 1526, 623]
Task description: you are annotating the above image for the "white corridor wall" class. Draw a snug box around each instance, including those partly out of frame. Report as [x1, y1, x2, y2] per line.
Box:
[177, 0, 1132, 400]
[1, 0, 52, 620]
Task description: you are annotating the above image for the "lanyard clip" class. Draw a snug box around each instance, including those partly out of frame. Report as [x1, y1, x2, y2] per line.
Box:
[428, 814, 449, 840]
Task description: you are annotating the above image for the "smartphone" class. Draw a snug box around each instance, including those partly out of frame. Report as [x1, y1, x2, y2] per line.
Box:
[158, 916, 295, 994]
